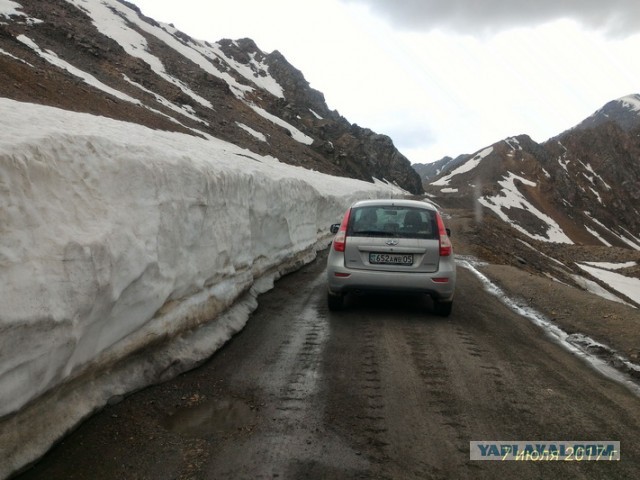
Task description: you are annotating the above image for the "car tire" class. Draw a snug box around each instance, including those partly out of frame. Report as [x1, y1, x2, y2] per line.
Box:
[433, 300, 453, 317]
[327, 292, 344, 311]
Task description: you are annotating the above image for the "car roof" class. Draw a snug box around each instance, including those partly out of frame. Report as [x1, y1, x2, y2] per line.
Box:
[351, 198, 438, 211]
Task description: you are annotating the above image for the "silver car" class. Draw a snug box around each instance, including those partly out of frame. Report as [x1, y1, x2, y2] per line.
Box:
[326, 199, 456, 316]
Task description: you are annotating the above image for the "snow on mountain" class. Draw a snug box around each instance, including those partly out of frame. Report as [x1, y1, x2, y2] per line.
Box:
[431, 146, 493, 186]
[417, 99, 640, 310]
[17, 33, 143, 105]
[65, 0, 246, 103]
[478, 172, 573, 244]
[576, 263, 640, 305]
[619, 94, 640, 112]
[423, 117, 640, 249]
[0, 0, 39, 24]
[571, 93, 640, 132]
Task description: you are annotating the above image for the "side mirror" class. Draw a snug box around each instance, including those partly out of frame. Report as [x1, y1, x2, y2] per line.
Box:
[330, 223, 340, 234]
[446, 228, 451, 237]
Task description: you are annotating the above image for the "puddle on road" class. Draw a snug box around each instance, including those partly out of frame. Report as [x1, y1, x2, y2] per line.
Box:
[162, 397, 258, 437]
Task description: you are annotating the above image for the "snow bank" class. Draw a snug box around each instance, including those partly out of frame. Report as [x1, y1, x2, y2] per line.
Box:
[0, 98, 403, 477]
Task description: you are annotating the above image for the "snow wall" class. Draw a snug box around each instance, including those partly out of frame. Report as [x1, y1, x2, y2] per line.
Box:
[0, 99, 405, 478]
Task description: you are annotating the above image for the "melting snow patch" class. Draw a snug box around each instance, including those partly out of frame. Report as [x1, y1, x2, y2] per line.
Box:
[583, 162, 612, 189]
[576, 263, 640, 306]
[431, 146, 493, 186]
[505, 137, 522, 151]
[0, 0, 42, 24]
[585, 225, 612, 247]
[582, 261, 637, 270]
[570, 274, 630, 306]
[309, 109, 323, 120]
[516, 239, 569, 270]
[478, 172, 573, 244]
[458, 258, 640, 397]
[0, 46, 32, 65]
[558, 155, 570, 173]
[123, 75, 207, 125]
[65, 0, 217, 107]
[619, 227, 640, 249]
[236, 122, 267, 142]
[18, 35, 141, 105]
[249, 104, 314, 145]
[589, 187, 603, 204]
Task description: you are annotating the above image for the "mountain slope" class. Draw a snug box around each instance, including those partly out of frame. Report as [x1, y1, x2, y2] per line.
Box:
[421, 98, 640, 306]
[570, 94, 640, 132]
[412, 154, 471, 183]
[0, 0, 422, 193]
[425, 97, 640, 250]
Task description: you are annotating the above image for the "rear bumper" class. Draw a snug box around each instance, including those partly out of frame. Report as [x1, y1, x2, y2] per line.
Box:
[327, 253, 456, 301]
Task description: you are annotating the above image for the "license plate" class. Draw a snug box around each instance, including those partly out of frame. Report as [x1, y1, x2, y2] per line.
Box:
[369, 253, 413, 265]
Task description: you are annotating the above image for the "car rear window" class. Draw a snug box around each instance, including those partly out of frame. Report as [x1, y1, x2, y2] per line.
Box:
[348, 206, 437, 239]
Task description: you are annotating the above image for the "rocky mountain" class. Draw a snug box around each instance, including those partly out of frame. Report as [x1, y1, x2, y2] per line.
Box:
[413, 153, 471, 183]
[0, 0, 422, 194]
[421, 94, 640, 306]
[570, 93, 640, 132]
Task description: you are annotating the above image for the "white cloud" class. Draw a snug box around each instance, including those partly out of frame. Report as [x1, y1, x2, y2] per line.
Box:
[340, 0, 640, 37]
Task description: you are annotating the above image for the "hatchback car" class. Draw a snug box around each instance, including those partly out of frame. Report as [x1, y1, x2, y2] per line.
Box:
[326, 199, 456, 316]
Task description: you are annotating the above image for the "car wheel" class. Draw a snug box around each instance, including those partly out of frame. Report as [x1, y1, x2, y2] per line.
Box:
[327, 292, 344, 311]
[433, 300, 453, 317]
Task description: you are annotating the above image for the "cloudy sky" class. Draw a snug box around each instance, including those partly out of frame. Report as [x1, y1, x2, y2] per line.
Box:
[132, 0, 640, 163]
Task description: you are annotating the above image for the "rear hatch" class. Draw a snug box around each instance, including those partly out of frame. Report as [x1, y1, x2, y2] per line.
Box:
[343, 205, 440, 273]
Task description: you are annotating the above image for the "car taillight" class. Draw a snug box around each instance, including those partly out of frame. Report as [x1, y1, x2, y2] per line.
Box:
[333, 208, 352, 252]
[436, 212, 452, 257]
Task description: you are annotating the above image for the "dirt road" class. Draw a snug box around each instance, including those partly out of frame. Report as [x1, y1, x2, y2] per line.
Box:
[15, 251, 640, 479]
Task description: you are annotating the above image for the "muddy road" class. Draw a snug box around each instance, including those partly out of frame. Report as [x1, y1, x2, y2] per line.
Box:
[16, 251, 640, 479]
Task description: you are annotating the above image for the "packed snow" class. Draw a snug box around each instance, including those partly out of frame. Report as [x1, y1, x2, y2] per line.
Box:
[0, 98, 404, 477]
